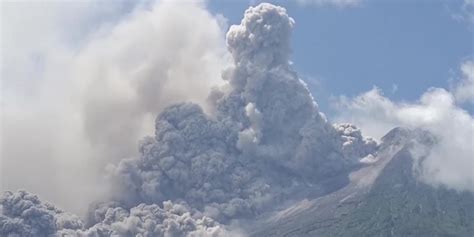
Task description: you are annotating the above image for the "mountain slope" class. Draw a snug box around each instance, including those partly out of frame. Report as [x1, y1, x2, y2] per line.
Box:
[250, 128, 474, 237]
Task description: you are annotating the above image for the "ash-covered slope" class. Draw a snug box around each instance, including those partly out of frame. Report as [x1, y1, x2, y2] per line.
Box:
[251, 127, 474, 237]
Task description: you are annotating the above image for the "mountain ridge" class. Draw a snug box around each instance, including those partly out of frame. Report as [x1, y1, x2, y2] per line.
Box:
[249, 127, 474, 237]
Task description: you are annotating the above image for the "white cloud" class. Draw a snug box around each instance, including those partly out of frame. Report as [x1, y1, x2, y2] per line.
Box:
[1, 0, 140, 215]
[334, 82, 474, 192]
[1, 0, 229, 215]
[295, 0, 363, 7]
[333, 87, 399, 140]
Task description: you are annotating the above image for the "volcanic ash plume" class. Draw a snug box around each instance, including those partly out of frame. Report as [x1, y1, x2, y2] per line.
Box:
[109, 2, 376, 222]
[1, 3, 376, 236]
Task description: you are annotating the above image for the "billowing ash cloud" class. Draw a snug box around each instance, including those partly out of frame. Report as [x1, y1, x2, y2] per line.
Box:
[334, 123, 377, 160]
[108, 3, 377, 222]
[1, 3, 377, 236]
[0, 191, 236, 237]
[0, 190, 84, 237]
[67, 202, 236, 237]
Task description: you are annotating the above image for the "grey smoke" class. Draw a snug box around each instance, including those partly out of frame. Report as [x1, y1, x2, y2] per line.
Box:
[334, 123, 378, 160]
[0, 190, 236, 237]
[108, 2, 377, 222]
[2, 2, 378, 236]
[0, 190, 84, 237]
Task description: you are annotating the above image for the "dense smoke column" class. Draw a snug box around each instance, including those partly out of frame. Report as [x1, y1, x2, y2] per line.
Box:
[215, 4, 377, 179]
[109, 3, 376, 222]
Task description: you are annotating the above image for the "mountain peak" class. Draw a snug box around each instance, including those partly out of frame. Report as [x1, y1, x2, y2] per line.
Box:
[381, 127, 436, 149]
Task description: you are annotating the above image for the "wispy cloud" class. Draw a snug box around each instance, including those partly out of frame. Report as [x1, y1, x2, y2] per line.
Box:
[452, 60, 474, 104]
[295, 0, 363, 8]
[449, 0, 474, 25]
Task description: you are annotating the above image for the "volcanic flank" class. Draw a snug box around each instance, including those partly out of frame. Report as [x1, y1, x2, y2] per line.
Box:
[251, 128, 474, 237]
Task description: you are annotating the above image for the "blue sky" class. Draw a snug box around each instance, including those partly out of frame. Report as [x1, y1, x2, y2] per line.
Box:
[208, 0, 473, 114]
